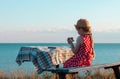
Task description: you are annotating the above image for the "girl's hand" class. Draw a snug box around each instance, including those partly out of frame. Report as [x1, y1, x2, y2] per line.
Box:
[67, 38, 73, 44]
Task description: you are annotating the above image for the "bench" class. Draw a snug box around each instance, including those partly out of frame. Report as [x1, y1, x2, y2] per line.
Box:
[43, 62, 120, 79]
[16, 46, 120, 79]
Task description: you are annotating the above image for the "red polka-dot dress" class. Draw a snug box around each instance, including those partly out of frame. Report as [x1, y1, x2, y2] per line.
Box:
[63, 35, 93, 68]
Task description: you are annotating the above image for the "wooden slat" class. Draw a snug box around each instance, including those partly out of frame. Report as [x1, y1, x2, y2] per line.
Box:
[44, 62, 120, 73]
[44, 62, 120, 79]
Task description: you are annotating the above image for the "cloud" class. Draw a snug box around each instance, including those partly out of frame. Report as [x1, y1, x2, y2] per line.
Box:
[0, 27, 77, 43]
[92, 27, 120, 32]
[20, 26, 75, 33]
[0, 26, 120, 34]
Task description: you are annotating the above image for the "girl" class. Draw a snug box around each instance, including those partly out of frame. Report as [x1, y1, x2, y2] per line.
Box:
[63, 19, 95, 68]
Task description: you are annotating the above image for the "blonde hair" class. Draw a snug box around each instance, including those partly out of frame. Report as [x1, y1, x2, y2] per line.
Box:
[75, 19, 91, 33]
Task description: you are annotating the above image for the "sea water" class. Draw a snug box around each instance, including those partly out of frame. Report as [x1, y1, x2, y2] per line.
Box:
[0, 43, 120, 73]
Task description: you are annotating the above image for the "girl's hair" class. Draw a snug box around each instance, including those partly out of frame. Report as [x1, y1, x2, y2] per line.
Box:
[75, 19, 91, 33]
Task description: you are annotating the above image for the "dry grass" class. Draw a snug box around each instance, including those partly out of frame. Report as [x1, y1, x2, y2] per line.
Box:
[0, 70, 42, 79]
[0, 69, 116, 79]
[77, 69, 116, 79]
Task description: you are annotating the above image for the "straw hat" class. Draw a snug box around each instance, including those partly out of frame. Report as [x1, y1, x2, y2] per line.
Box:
[75, 19, 91, 28]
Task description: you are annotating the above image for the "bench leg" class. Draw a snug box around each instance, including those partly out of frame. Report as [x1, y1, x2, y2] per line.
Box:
[52, 73, 65, 79]
[112, 66, 120, 79]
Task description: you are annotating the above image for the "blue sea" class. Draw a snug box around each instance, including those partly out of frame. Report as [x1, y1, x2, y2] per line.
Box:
[0, 43, 120, 73]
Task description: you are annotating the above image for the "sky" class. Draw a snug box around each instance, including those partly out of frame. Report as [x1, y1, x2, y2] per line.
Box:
[0, 0, 120, 43]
